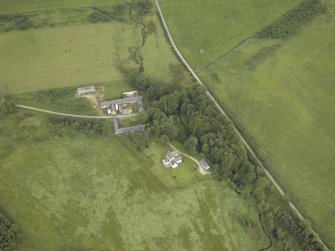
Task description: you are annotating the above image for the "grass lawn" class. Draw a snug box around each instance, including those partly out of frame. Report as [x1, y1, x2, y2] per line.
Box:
[119, 116, 142, 128]
[0, 112, 271, 250]
[160, 0, 335, 246]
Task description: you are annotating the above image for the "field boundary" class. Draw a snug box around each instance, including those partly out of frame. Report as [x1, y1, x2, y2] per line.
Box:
[155, 0, 329, 249]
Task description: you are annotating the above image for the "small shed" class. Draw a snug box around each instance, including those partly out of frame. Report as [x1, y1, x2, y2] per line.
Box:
[77, 85, 95, 96]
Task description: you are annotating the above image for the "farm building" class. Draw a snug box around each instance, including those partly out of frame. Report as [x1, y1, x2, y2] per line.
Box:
[162, 151, 183, 168]
[122, 91, 138, 98]
[112, 118, 145, 135]
[199, 159, 210, 170]
[76, 85, 96, 96]
[101, 95, 144, 115]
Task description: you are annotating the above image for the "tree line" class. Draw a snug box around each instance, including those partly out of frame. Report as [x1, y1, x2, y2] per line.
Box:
[256, 0, 327, 40]
[128, 72, 325, 251]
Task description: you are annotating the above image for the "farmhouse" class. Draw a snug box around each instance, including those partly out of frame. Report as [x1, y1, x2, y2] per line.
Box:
[199, 159, 210, 171]
[162, 151, 183, 168]
[77, 85, 96, 96]
[101, 95, 144, 115]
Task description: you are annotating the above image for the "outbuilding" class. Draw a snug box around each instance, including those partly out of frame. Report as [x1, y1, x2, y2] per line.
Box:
[76, 85, 95, 96]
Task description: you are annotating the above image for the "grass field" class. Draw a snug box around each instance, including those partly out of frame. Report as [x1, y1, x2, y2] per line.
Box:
[0, 22, 137, 94]
[0, 0, 123, 14]
[0, 111, 271, 250]
[0, 0, 191, 95]
[160, 0, 335, 246]
[142, 15, 191, 87]
[160, 0, 301, 68]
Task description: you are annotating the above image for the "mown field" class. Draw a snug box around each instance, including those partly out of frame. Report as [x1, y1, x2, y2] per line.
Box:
[160, 0, 335, 246]
[0, 110, 271, 250]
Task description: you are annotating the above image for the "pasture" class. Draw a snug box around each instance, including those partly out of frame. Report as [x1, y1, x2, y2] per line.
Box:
[0, 111, 271, 250]
[160, 0, 335, 245]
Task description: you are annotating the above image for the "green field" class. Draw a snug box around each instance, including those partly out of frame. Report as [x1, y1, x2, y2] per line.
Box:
[0, 0, 190, 95]
[0, 0, 123, 14]
[0, 0, 279, 249]
[161, 0, 335, 246]
[0, 111, 272, 250]
[160, 0, 301, 68]
[0, 22, 137, 94]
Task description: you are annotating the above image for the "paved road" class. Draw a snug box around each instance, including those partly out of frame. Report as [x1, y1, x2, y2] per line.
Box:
[155, 0, 329, 249]
[16, 104, 138, 119]
[168, 143, 210, 175]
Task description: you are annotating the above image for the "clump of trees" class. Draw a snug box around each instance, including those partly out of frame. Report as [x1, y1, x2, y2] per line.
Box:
[128, 131, 150, 150]
[256, 0, 326, 39]
[0, 14, 34, 32]
[89, 4, 127, 23]
[130, 72, 168, 101]
[48, 115, 106, 135]
[0, 212, 20, 250]
[0, 101, 17, 117]
[132, 0, 153, 18]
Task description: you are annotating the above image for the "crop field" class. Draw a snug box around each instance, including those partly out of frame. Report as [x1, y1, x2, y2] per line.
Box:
[0, 111, 271, 250]
[160, 0, 335, 246]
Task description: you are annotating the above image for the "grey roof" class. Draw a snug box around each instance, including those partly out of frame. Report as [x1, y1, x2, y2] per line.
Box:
[199, 159, 210, 170]
[101, 96, 144, 112]
[166, 151, 180, 160]
[112, 118, 145, 135]
[115, 125, 145, 135]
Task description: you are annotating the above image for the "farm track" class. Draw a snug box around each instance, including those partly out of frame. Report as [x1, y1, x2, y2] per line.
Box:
[16, 104, 138, 119]
[155, 0, 329, 250]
